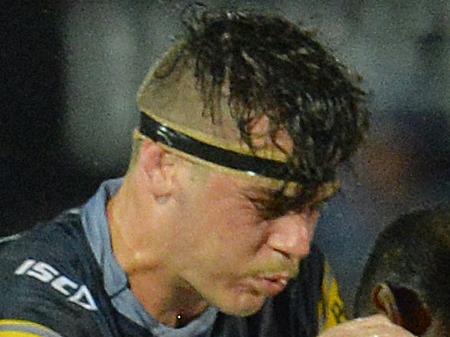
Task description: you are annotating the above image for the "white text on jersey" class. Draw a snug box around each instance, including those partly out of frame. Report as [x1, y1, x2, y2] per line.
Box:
[15, 259, 98, 311]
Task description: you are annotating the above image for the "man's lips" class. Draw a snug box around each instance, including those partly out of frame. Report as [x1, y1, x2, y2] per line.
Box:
[246, 274, 290, 296]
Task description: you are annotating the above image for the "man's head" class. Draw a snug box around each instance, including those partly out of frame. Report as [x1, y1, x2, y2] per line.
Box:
[354, 206, 450, 336]
[120, 8, 368, 317]
[136, 8, 368, 218]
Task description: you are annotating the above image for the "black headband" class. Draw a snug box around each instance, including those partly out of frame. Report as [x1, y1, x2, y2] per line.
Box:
[139, 112, 290, 180]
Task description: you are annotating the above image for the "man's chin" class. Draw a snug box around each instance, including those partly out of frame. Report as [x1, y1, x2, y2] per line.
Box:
[218, 292, 267, 317]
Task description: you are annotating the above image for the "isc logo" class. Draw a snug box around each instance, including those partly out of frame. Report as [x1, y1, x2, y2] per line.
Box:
[15, 259, 98, 311]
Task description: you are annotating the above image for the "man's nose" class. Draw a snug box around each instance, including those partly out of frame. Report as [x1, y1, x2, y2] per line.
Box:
[266, 210, 318, 260]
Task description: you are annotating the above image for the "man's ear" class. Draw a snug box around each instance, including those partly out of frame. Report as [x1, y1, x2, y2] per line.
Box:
[372, 282, 432, 335]
[138, 139, 176, 199]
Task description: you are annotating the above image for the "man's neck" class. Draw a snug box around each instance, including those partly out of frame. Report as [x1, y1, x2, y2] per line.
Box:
[128, 270, 209, 327]
[107, 180, 208, 327]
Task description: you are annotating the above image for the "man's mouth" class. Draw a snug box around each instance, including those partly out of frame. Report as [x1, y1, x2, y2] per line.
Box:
[246, 274, 290, 297]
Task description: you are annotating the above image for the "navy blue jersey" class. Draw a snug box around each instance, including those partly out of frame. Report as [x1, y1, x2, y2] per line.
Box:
[0, 210, 345, 337]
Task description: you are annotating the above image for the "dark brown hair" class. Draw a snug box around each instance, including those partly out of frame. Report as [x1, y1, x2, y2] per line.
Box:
[159, 6, 369, 217]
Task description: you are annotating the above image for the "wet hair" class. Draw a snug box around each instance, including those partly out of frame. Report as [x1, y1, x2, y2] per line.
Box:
[152, 7, 369, 217]
[354, 206, 450, 330]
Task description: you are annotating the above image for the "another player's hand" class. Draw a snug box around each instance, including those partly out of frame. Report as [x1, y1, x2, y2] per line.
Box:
[318, 314, 416, 337]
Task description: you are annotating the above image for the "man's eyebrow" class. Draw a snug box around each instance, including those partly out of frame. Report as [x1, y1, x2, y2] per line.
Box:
[240, 186, 279, 199]
[240, 180, 340, 216]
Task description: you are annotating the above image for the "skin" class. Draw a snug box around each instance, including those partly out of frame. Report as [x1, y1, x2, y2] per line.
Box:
[108, 129, 319, 327]
[318, 315, 416, 337]
[361, 276, 448, 336]
[107, 117, 412, 336]
[165, 162, 317, 317]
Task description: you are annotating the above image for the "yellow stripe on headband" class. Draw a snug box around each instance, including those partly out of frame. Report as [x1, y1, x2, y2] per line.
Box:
[141, 109, 289, 163]
[134, 129, 340, 201]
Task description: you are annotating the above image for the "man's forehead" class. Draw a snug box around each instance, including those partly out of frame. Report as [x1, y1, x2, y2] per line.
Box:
[238, 174, 341, 202]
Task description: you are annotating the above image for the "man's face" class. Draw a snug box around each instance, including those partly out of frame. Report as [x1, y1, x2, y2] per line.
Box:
[163, 164, 320, 316]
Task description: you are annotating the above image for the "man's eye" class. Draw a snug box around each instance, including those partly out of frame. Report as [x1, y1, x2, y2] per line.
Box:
[245, 199, 274, 220]
[240, 190, 284, 220]
[239, 197, 267, 217]
[250, 199, 267, 212]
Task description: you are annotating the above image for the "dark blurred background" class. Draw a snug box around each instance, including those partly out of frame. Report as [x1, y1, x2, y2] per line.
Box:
[1, 0, 449, 314]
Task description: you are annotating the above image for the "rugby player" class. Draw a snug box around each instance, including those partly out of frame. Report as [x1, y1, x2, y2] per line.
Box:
[354, 206, 450, 336]
[0, 8, 406, 337]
